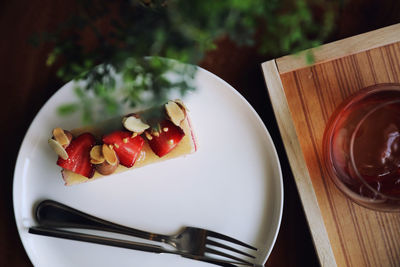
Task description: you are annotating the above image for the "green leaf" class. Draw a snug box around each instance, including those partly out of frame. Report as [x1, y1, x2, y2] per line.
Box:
[30, 0, 339, 123]
[305, 50, 315, 65]
[74, 87, 86, 99]
[57, 103, 79, 116]
[46, 52, 57, 66]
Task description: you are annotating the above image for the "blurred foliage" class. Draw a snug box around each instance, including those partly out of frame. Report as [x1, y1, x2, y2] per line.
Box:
[32, 0, 340, 123]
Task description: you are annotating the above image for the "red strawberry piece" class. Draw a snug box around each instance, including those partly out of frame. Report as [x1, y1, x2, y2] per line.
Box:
[57, 133, 96, 178]
[102, 131, 144, 167]
[146, 120, 185, 157]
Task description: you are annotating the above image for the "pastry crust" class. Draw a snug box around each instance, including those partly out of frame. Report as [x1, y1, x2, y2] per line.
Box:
[61, 115, 197, 186]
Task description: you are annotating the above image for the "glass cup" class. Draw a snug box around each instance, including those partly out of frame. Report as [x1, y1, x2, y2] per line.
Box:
[323, 83, 400, 211]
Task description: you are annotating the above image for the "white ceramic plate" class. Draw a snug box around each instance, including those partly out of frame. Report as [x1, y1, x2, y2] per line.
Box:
[13, 66, 283, 266]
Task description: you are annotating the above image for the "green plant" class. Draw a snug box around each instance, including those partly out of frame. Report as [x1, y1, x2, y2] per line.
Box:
[32, 0, 338, 123]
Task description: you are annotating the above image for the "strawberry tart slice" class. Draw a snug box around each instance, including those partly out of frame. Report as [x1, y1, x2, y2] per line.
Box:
[48, 100, 198, 185]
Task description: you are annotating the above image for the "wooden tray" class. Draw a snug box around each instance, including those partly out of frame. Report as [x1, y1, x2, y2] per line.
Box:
[262, 24, 400, 267]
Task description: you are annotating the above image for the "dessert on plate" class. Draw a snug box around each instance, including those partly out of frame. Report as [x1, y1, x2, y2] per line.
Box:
[48, 100, 198, 185]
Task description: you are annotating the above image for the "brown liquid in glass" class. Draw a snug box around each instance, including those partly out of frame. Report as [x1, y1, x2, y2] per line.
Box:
[331, 90, 400, 198]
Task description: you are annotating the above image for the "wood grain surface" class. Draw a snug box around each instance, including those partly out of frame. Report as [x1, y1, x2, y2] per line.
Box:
[262, 61, 336, 266]
[265, 28, 400, 266]
[276, 24, 400, 74]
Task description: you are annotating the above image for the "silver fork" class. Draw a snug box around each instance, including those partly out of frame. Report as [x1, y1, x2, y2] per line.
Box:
[34, 200, 258, 266]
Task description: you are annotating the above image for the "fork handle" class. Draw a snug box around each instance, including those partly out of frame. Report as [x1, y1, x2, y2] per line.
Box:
[29, 226, 242, 267]
[35, 200, 169, 243]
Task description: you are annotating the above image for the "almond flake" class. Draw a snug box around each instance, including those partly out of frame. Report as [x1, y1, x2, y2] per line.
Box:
[165, 101, 186, 126]
[122, 115, 150, 133]
[91, 159, 105, 165]
[145, 131, 153, 140]
[52, 128, 71, 147]
[48, 138, 68, 160]
[90, 145, 105, 164]
[102, 144, 118, 165]
[174, 99, 189, 112]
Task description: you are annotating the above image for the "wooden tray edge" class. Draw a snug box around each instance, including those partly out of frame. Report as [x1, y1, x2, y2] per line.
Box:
[261, 60, 337, 267]
[276, 23, 400, 74]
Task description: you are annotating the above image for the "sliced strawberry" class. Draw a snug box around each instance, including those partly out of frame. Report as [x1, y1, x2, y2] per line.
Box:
[102, 131, 144, 167]
[57, 133, 96, 178]
[146, 120, 185, 157]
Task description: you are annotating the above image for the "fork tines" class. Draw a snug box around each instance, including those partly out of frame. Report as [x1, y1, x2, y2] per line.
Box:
[207, 230, 257, 250]
[206, 230, 258, 266]
[207, 239, 255, 258]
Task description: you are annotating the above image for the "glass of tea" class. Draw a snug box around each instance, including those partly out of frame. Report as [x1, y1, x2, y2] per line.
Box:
[323, 83, 400, 211]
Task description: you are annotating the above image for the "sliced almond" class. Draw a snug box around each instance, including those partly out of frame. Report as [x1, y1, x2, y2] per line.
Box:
[91, 158, 105, 165]
[48, 138, 68, 160]
[52, 128, 72, 147]
[174, 99, 188, 112]
[122, 115, 150, 133]
[90, 145, 105, 164]
[145, 131, 153, 140]
[165, 100, 186, 126]
[102, 144, 118, 165]
[94, 144, 119, 175]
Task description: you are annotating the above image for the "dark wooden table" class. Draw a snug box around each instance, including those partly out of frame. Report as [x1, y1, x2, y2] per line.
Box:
[1, 1, 399, 266]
